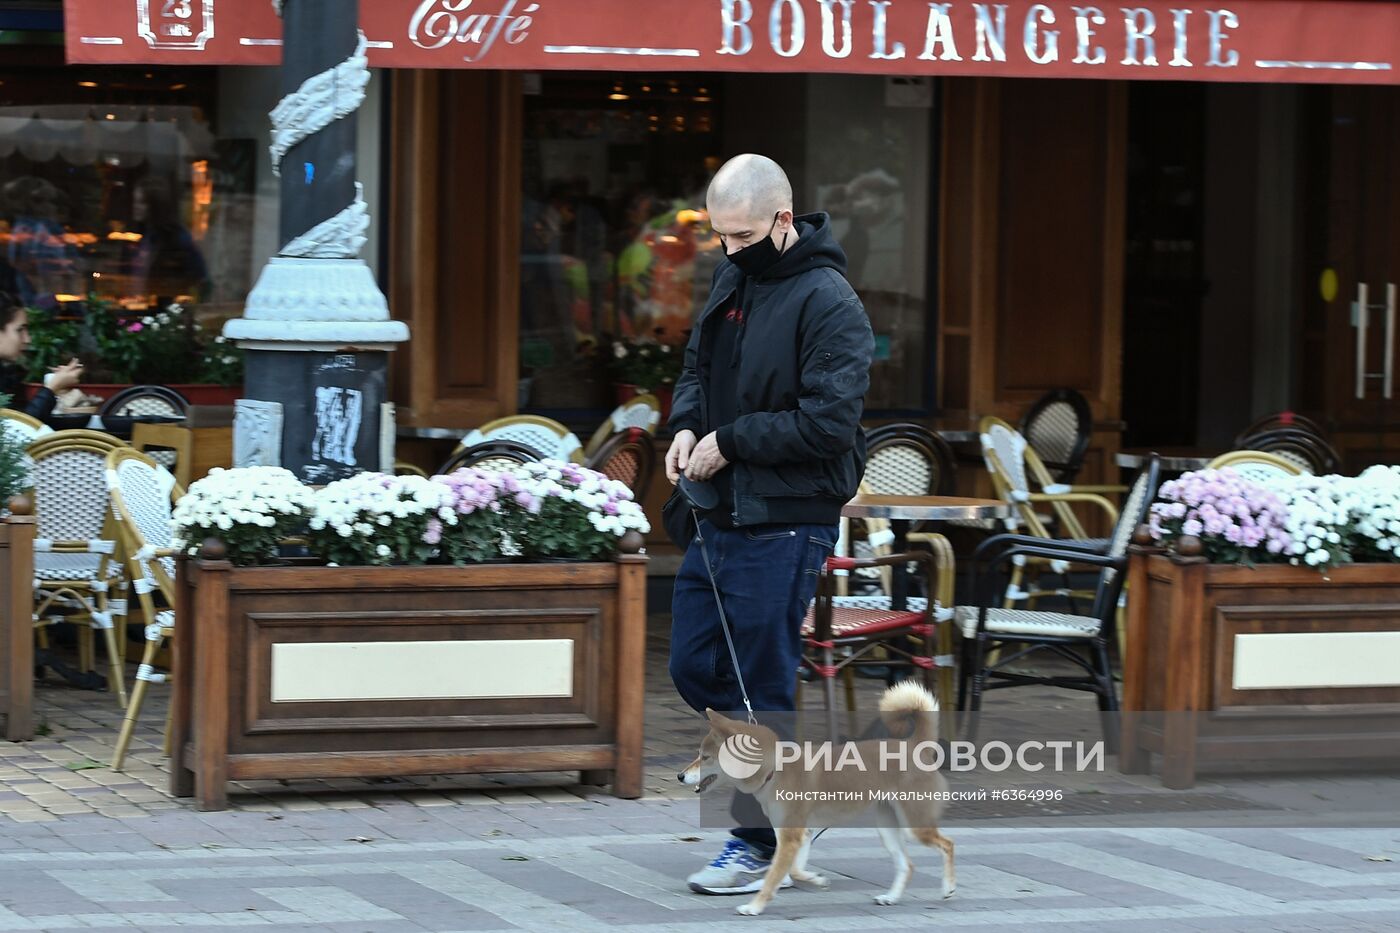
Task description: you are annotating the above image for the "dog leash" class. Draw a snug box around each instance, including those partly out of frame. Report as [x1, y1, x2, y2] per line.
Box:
[683, 477, 835, 849]
[681, 476, 758, 726]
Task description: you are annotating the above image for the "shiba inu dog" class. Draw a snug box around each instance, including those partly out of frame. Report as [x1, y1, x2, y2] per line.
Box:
[679, 682, 956, 916]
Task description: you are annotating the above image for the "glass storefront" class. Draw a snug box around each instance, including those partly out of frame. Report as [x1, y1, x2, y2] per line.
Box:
[1, 34, 931, 415]
[0, 61, 284, 318]
[0, 58, 281, 325]
[519, 72, 937, 417]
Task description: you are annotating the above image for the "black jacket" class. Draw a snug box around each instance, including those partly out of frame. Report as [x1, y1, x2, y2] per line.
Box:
[669, 212, 873, 527]
[0, 363, 55, 421]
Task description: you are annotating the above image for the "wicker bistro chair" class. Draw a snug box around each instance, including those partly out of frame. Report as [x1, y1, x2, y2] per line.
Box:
[583, 394, 662, 460]
[459, 415, 584, 464]
[1020, 389, 1094, 485]
[1238, 411, 1327, 442]
[862, 423, 957, 499]
[437, 439, 542, 476]
[956, 455, 1161, 748]
[843, 424, 956, 588]
[27, 430, 131, 706]
[105, 447, 185, 771]
[99, 386, 188, 471]
[585, 428, 656, 497]
[97, 385, 189, 421]
[979, 417, 1120, 608]
[801, 538, 957, 742]
[1235, 428, 1339, 475]
[0, 407, 54, 445]
[1205, 449, 1306, 483]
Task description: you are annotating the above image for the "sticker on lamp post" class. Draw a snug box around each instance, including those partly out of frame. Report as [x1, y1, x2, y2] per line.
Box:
[136, 0, 216, 51]
[311, 386, 364, 469]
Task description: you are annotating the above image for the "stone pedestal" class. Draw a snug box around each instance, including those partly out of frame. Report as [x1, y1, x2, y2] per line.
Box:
[237, 351, 392, 484]
[226, 256, 406, 483]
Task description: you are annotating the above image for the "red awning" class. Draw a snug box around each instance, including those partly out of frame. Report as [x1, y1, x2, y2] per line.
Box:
[64, 1, 1399, 85]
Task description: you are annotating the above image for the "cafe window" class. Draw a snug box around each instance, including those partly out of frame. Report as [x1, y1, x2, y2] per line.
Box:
[0, 58, 282, 329]
[518, 72, 937, 418]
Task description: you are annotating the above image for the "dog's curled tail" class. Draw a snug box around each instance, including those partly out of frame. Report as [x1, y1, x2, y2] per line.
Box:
[878, 681, 939, 745]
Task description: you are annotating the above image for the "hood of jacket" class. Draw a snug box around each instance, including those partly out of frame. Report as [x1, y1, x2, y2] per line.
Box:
[743, 211, 848, 282]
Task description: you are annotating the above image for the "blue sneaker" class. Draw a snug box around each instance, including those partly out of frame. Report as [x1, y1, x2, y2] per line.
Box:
[687, 838, 793, 895]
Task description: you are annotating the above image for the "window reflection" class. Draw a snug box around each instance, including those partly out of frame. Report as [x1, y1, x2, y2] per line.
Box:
[0, 65, 279, 327]
[518, 72, 936, 415]
[520, 79, 718, 411]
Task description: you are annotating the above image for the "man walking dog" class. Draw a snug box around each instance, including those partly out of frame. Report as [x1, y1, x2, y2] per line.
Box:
[666, 153, 874, 895]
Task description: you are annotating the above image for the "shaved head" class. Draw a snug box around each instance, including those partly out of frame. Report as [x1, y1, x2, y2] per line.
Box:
[707, 153, 792, 222]
[707, 154, 798, 256]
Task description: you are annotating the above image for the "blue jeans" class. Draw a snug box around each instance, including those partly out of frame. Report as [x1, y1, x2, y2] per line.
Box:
[670, 518, 837, 856]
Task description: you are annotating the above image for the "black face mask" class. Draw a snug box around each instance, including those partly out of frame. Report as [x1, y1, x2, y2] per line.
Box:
[726, 212, 789, 278]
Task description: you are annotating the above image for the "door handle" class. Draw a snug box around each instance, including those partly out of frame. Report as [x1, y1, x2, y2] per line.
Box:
[1358, 282, 1369, 399]
[1388, 283, 1398, 400]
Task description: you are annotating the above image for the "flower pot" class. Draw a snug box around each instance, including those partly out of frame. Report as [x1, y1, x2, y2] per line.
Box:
[1, 511, 36, 741]
[174, 384, 243, 407]
[1121, 548, 1400, 789]
[170, 555, 649, 810]
[26, 383, 242, 408]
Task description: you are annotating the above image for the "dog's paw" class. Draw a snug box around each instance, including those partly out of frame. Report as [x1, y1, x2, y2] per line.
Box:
[736, 902, 765, 916]
[799, 873, 829, 889]
[942, 883, 956, 900]
[874, 893, 902, 906]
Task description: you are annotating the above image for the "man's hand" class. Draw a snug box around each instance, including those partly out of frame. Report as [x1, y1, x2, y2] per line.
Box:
[45, 358, 83, 394]
[685, 431, 730, 482]
[665, 429, 697, 484]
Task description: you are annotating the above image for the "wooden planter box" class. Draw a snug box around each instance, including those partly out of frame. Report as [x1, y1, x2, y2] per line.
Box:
[1, 506, 35, 741]
[1121, 549, 1400, 788]
[170, 554, 647, 810]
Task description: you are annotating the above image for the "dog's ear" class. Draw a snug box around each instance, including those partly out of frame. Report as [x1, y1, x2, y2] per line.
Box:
[705, 708, 738, 733]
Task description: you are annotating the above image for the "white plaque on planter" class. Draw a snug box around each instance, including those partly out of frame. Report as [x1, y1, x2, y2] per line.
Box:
[269, 639, 576, 702]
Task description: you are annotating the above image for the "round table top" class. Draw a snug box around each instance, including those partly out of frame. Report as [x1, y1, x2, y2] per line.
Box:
[1115, 449, 1216, 471]
[842, 494, 1012, 521]
[935, 429, 979, 444]
[397, 425, 466, 440]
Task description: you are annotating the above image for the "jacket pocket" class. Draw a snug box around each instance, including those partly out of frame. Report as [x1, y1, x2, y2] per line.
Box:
[746, 459, 853, 498]
[746, 461, 826, 497]
[744, 525, 800, 541]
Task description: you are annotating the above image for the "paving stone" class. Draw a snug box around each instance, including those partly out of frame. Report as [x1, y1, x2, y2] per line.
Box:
[4, 615, 1400, 931]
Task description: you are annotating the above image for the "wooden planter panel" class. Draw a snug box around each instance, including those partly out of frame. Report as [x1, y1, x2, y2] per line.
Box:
[171, 557, 646, 810]
[1, 516, 35, 741]
[1122, 551, 1400, 788]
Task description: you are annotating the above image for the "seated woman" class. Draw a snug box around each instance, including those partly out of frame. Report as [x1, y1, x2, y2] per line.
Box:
[0, 292, 83, 419]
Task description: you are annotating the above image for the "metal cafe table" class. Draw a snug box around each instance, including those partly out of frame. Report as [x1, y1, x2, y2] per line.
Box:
[839, 494, 1013, 718]
[1115, 448, 1215, 474]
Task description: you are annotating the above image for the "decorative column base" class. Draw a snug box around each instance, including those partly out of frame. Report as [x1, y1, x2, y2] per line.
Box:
[227, 257, 405, 484]
[227, 257, 407, 351]
[235, 351, 395, 484]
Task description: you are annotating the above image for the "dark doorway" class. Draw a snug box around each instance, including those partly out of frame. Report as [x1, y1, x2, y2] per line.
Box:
[1121, 83, 1207, 449]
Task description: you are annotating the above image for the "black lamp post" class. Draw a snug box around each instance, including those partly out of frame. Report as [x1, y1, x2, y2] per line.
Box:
[224, 0, 407, 483]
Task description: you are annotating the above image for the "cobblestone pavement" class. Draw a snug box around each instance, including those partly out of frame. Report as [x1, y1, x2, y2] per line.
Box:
[0, 809, 1397, 931]
[3, 616, 1399, 930]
